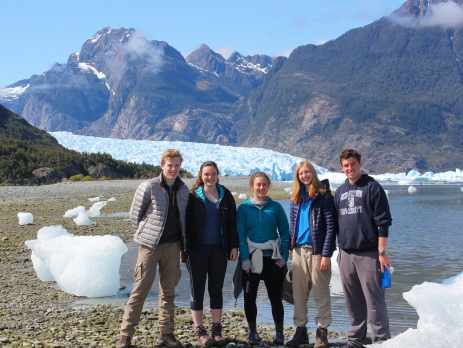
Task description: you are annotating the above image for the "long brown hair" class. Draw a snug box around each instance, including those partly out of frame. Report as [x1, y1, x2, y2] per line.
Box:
[191, 161, 220, 191]
[290, 160, 326, 204]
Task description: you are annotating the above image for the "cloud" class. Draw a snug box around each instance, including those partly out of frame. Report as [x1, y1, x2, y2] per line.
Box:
[390, 1, 463, 29]
[421, 1, 463, 28]
[211, 46, 235, 59]
[121, 31, 164, 72]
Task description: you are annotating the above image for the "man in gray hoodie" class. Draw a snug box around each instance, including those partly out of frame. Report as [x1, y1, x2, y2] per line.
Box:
[117, 149, 189, 348]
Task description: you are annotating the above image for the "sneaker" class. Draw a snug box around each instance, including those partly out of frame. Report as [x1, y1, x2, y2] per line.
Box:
[285, 327, 309, 347]
[116, 335, 131, 348]
[314, 328, 328, 348]
[211, 323, 227, 347]
[158, 333, 183, 348]
[248, 331, 260, 346]
[195, 325, 215, 348]
[273, 332, 285, 345]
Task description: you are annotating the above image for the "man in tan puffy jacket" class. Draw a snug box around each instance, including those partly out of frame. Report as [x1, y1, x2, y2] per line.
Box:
[117, 149, 189, 348]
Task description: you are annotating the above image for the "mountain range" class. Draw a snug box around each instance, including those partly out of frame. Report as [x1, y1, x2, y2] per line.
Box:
[1, 0, 463, 173]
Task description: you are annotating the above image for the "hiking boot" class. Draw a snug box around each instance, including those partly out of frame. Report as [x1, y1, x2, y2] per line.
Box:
[248, 331, 260, 346]
[158, 333, 183, 348]
[314, 327, 328, 348]
[273, 332, 285, 345]
[285, 327, 309, 346]
[116, 335, 131, 348]
[211, 323, 227, 347]
[195, 325, 215, 347]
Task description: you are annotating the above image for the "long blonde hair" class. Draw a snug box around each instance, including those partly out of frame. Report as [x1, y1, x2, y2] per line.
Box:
[290, 160, 326, 204]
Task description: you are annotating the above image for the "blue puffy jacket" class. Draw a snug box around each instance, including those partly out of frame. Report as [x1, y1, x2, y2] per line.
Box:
[289, 179, 337, 257]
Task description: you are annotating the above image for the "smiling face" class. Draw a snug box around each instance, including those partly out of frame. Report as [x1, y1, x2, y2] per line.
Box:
[201, 165, 218, 188]
[251, 176, 270, 201]
[161, 156, 182, 185]
[298, 164, 313, 188]
[341, 157, 362, 184]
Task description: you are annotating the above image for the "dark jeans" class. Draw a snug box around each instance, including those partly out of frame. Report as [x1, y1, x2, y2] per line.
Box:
[185, 244, 228, 310]
[242, 256, 285, 324]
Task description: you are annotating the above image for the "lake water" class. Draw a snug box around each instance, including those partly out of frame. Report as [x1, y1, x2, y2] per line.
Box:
[76, 184, 463, 336]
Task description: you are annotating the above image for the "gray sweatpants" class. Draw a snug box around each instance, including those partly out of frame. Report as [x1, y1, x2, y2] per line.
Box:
[338, 249, 390, 347]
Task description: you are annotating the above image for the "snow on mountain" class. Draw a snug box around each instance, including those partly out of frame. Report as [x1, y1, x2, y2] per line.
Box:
[0, 84, 29, 101]
[77, 63, 106, 80]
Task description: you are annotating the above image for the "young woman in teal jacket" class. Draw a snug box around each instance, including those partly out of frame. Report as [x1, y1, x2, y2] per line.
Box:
[237, 172, 289, 346]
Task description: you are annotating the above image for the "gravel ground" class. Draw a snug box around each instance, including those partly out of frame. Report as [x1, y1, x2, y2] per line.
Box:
[0, 178, 350, 347]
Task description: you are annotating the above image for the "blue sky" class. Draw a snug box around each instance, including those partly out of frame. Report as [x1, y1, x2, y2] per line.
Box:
[0, 0, 405, 87]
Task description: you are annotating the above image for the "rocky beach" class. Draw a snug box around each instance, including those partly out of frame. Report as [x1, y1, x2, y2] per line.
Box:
[0, 178, 350, 347]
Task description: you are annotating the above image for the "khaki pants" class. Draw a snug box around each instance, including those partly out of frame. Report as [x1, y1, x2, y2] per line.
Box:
[292, 246, 332, 328]
[120, 242, 181, 338]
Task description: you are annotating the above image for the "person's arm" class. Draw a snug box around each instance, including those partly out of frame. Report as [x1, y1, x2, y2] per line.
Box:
[320, 191, 337, 271]
[225, 189, 240, 253]
[130, 181, 151, 230]
[378, 236, 391, 272]
[276, 203, 290, 262]
[236, 205, 251, 270]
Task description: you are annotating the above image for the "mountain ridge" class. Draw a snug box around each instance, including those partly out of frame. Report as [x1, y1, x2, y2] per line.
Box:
[2, 0, 463, 173]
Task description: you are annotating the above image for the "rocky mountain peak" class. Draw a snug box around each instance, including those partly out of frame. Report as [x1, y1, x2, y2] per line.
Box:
[185, 44, 226, 74]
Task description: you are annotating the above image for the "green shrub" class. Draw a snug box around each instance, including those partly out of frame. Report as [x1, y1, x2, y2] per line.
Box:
[70, 174, 84, 181]
[83, 175, 94, 181]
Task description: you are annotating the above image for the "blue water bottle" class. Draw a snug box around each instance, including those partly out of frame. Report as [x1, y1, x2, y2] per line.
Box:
[381, 267, 393, 288]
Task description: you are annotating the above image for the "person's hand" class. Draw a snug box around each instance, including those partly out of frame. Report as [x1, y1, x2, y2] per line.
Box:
[379, 254, 391, 272]
[229, 248, 238, 261]
[244, 268, 253, 273]
[180, 250, 185, 263]
[319, 256, 331, 271]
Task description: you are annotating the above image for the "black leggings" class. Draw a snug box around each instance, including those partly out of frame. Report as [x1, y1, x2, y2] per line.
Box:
[186, 244, 228, 311]
[242, 256, 285, 324]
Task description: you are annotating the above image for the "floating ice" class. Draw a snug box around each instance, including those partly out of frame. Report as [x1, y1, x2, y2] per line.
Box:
[25, 226, 128, 297]
[408, 186, 417, 193]
[73, 211, 96, 225]
[371, 271, 463, 347]
[17, 212, 33, 225]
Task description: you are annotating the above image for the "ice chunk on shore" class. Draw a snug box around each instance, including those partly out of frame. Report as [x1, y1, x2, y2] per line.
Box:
[73, 211, 96, 225]
[238, 193, 247, 200]
[372, 271, 463, 347]
[25, 226, 128, 297]
[64, 206, 86, 218]
[18, 212, 34, 225]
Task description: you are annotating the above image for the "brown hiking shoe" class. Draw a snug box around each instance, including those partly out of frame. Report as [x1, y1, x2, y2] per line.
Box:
[158, 333, 183, 348]
[195, 325, 215, 347]
[211, 323, 227, 346]
[314, 327, 328, 348]
[116, 335, 131, 348]
[285, 327, 309, 347]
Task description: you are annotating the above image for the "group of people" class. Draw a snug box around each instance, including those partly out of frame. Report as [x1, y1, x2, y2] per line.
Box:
[116, 148, 393, 348]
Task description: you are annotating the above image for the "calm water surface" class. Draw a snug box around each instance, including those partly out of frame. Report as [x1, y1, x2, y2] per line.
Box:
[76, 185, 463, 336]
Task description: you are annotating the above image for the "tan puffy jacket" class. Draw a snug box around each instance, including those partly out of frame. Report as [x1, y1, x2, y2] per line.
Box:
[131, 175, 189, 249]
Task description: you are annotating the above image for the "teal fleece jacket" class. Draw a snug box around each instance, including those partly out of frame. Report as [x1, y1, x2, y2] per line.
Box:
[237, 197, 290, 262]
